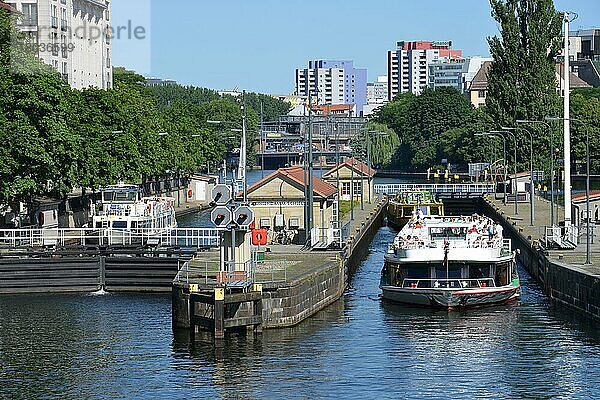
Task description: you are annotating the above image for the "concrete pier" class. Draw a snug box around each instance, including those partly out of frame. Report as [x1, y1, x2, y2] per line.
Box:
[482, 194, 600, 320]
[172, 197, 388, 333]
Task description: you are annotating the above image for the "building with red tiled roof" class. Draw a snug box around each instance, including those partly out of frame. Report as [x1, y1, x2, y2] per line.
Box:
[322, 158, 376, 202]
[0, 1, 16, 12]
[247, 166, 338, 243]
[310, 104, 355, 117]
[571, 190, 600, 228]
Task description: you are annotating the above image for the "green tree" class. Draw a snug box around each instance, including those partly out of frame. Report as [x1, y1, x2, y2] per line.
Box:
[352, 122, 400, 168]
[570, 91, 600, 174]
[0, 9, 78, 200]
[487, 0, 563, 173]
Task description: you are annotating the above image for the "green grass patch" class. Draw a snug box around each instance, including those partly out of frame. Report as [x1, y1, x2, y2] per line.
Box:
[339, 200, 354, 220]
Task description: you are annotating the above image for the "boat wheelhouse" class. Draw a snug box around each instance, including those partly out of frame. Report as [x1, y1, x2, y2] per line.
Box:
[387, 190, 444, 230]
[92, 185, 177, 240]
[381, 214, 519, 308]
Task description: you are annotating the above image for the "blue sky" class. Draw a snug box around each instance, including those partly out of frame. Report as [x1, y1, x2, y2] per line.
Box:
[111, 0, 600, 94]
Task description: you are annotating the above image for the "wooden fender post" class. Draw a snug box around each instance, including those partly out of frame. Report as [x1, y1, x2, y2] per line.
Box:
[214, 287, 225, 339]
[253, 283, 263, 333]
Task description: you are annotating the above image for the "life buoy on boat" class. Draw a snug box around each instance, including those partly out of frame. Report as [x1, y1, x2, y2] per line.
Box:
[187, 189, 193, 199]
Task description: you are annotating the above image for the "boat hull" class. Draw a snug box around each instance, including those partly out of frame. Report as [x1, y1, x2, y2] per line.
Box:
[380, 285, 520, 308]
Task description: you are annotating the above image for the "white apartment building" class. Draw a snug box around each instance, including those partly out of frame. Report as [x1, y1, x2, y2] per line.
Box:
[387, 41, 462, 100]
[8, 0, 112, 89]
[295, 60, 367, 115]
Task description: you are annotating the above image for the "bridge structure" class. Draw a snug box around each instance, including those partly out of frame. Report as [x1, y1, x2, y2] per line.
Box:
[374, 183, 497, 199]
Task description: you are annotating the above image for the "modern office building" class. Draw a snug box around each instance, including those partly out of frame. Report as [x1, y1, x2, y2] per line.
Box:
[367, 75, 388, 104]
[387, 40, 462, 100]
[8, 0, 112, 89]
[571, 29, 600, 61]
[295, 60, 367, 116]
[428, 56, 492, 93]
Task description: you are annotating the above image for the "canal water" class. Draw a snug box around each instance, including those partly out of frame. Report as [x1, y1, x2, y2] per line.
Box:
[1, 225, 600, 399]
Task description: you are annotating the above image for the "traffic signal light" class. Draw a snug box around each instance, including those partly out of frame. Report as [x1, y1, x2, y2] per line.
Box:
[233, 206, 254, 229]
[211, 184, 232, 206]
[211, 206, 232, 229]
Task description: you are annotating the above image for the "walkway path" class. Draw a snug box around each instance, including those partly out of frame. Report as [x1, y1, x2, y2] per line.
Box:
[486, 194, 599, 275]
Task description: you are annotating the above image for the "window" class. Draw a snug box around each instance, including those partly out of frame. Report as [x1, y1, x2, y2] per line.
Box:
[51, 5, 58, 28]
[353, 181, 362, 196]
[61, 8, 67, 31]
[21, 3, 37, 25]
[478, 90, 486, 98]
[52, 33, 59, 56]
[341, 182, 351, 196]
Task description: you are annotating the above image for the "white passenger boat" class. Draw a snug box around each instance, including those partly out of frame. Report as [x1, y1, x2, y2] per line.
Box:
[380, 214, 520, 308]
[92, 185, 177, 241]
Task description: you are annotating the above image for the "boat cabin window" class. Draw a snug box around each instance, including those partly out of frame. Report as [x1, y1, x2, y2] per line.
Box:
[468, 266, 490, 279]
[435, 266, 461, 279]
[430, 227, 467, 239]
[112, 221, 127, 229]
[103, 190, 137, 202]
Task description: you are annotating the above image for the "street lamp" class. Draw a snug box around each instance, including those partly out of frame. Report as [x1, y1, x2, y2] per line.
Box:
[476, 132, 507, 205]
[207, 98, 248, 204]
[491, 130, 518, 216]
[516, 120, 556, 227]
[503, 126, 534, 226]
[546, 116, 591, 266]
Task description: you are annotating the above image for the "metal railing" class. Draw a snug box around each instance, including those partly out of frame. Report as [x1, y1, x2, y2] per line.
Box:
[174, 254, 291, 286]
[541, 225, 580, 249]
[0, 227, 220, 248]
[402, 278, 496, 289]
[310, 226, 340, 248]
[375, 183, 496, 196]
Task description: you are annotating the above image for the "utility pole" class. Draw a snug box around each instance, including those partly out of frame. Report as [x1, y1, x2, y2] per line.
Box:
[563, 12, 572, 229]
[240, 90, 248, 203]
[308, 91, 314, 241]
[260, 100, 265, 179]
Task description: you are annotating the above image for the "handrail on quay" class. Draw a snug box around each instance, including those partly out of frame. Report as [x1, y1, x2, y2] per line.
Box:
[0, 227, 221, 249]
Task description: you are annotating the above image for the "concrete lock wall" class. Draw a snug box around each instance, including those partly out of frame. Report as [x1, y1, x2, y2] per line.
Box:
[172, 197, 387, 331]
[261, 260, 345, 328]
[479, 198, 600, 321]
[541, 255, 600, 319]
[171, 260, 345, 330]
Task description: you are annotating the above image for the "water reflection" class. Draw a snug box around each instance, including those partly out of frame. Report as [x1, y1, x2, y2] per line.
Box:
[1, 226, 600, 398]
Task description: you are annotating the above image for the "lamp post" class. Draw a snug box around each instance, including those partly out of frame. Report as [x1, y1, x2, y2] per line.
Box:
[207, 96, 248, 204]
[503, 126, 535, 226]
[491, 130, 518, 215]
[516, 120, 556, 227]
[546, 116, 591, 266]
[476, 132, 507, 204]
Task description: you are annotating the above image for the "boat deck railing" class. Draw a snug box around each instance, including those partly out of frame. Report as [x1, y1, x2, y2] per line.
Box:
[392, 238, 507, 251]
[0, 227, 220, 249]
[402, 278, 496, 289]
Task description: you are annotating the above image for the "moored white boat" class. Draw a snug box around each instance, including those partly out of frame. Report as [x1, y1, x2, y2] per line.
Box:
[380, 214, 520, 308]
[92, 185, 177, 242]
